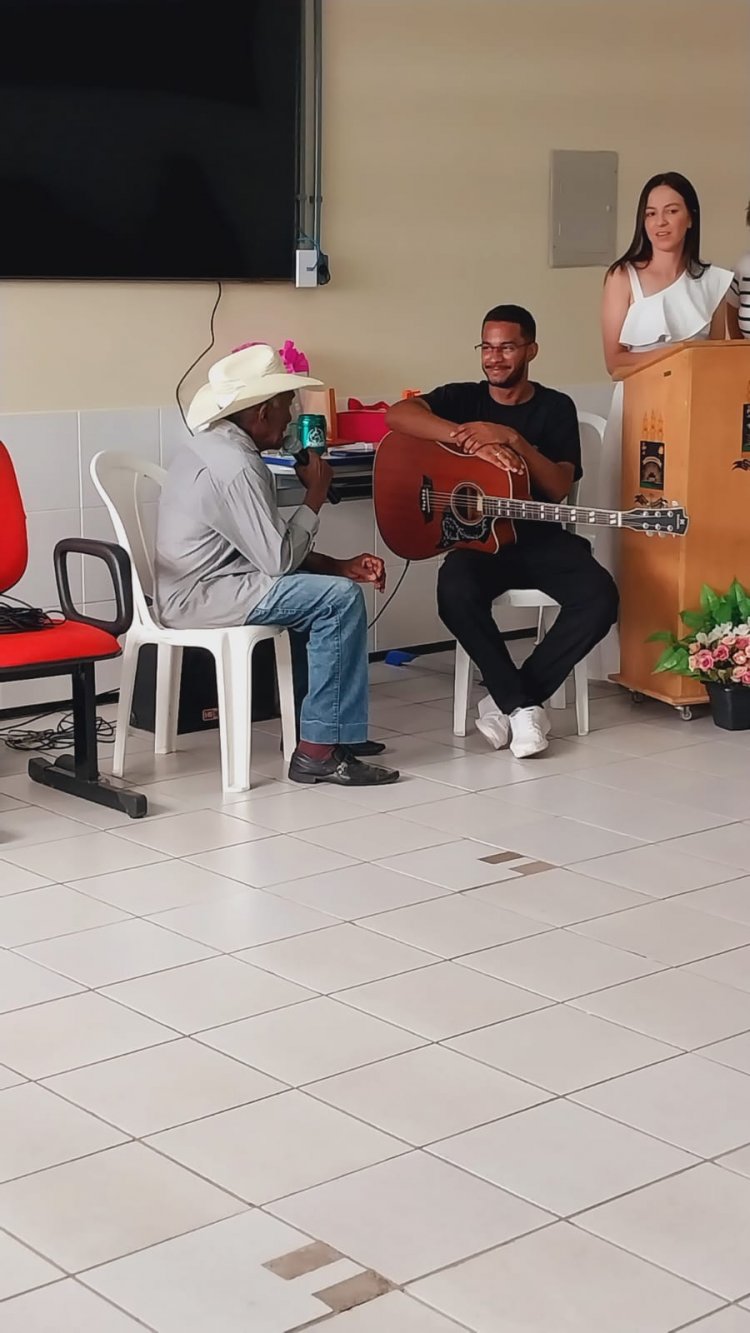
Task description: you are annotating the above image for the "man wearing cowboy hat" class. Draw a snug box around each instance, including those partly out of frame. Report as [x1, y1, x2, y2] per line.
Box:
[155, 344, 399, 787]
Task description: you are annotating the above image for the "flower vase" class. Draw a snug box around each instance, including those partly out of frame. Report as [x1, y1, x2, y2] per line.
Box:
[706, 682, 750, 731]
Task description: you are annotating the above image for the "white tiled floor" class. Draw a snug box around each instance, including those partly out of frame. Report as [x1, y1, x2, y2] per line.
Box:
[2, 656, 750, 1329]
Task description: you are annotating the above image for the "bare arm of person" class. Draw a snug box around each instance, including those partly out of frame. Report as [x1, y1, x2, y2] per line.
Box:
[385, 395, 458, 444]
[601, 267, 678, 376]
[709, 299, 728, 340]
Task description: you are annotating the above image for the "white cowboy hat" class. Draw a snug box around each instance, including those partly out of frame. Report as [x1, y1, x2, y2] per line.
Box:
[187, 344, 323, 431]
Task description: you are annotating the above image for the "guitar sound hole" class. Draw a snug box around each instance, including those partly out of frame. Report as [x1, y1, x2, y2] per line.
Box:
[451, 484, 484, 525]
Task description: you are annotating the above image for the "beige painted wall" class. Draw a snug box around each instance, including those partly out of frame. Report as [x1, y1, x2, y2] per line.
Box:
[1, 0, 747, 413]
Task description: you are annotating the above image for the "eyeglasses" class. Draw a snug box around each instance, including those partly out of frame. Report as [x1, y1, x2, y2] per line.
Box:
[474, 341, 530, 355]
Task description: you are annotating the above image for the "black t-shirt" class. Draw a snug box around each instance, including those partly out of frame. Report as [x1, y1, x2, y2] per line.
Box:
[421, 380, 582, 543]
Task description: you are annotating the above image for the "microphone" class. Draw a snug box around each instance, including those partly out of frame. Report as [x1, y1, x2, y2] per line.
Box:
[295, 447, 341, 505]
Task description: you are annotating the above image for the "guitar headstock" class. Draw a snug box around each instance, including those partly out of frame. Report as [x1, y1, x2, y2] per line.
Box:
[623, 503, 689, 537]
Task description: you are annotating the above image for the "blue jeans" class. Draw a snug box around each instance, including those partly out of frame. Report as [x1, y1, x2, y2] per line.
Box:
[246, 573, 368, 745]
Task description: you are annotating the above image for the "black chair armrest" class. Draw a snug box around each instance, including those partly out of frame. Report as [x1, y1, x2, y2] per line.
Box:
[53, 539, 133, 636]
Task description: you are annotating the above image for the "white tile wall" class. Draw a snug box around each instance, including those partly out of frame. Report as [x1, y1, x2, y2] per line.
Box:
[159, 406, 194, 469]
[15, 510, 83, 610]
[79, 409, 160, 508]
[0, 413, 80, 513]
[1, 384, 609, 711]
[0, 408, 173, 713]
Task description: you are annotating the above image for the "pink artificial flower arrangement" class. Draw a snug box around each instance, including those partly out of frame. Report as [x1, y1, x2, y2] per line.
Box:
[650, 580, 750, 686]
[689, 636, 750, 686]
[231, 340, 309, 373]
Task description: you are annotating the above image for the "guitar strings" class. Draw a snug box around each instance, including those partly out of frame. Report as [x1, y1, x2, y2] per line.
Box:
[406, 492, 622, 519]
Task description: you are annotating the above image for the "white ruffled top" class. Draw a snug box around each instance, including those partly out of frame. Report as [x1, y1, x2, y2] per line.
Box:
[620, 263, 733, 352]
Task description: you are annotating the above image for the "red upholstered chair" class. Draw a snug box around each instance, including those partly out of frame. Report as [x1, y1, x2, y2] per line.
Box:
[0, 441, 147, 818]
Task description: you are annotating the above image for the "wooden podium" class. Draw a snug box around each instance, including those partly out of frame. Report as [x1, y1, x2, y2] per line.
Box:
[615, 342, 750, 710]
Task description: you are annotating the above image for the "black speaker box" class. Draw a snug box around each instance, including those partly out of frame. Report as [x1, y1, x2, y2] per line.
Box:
[130, 641, 280, 734]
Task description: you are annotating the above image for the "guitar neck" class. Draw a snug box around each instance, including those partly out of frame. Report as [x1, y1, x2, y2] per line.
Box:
[486, 497, 621, 528]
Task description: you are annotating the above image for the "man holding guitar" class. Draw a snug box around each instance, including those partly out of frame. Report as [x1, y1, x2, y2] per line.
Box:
[386, 305, 619, 758]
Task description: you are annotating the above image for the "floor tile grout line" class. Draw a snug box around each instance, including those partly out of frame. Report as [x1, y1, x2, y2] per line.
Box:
[262, 1198, 561, 1288]
[0, 1223, 68, 1283]
[565, 1205, 740, 1307]
[430, 1036, 688, 1100]
[9, 1031, 581, 1190]
[140, 1131, 409, 1215]
[669, 1308, 738, 1333]
[0, 1268, 161, 1333]
[0, 899, 146, 951]
[70, 1274, 162, 1332]
[4, 866, 748, 969]
[558, 1083, 750, 1164]
[0, 1152, 733, 1329]
[0, 1273, 63, 1307]
[13, 830, 747, 922]
[4, 1183, 248, 1291]
[500, 766, 746, 827]
[12, 987, 750, 1147]
[425, 1136, 711, 1220]
[0, 844, 170, 881]
[4, 1030, 186, 1087]
[557, 920, 750, 970]
[18, 1077, 308, 1174]
[296, 1071, 557, 1154]
[8, 942, 750, 1080]
[189, 1020, 430, 1087]
[0, 1137, 142, 1192]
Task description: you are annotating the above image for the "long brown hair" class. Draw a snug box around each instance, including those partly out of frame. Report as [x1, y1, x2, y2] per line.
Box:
[609, 172, 708, 278]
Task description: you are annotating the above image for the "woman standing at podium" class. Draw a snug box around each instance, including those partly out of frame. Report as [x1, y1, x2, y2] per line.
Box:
[591, 172, 732, 681]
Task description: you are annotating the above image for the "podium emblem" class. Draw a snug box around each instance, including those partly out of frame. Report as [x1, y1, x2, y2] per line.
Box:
[639, 412, 665, 491]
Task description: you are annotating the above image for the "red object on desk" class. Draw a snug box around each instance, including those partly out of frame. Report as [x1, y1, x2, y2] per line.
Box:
[336, 398, 389, 444]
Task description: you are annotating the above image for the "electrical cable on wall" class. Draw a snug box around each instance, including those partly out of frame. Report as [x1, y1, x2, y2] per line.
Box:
[175, 280, 223, 434]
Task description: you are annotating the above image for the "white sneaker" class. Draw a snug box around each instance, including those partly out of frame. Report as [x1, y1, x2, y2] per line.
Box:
[509, 706, 550, 759]
[475, 694, 510, 750]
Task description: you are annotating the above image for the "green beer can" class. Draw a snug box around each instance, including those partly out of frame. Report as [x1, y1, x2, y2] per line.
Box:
[298, 413, 327, 453]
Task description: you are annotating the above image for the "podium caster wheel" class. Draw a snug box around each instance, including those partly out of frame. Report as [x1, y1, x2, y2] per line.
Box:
[630, 691, 646, 704]
[678, 706, 694, 722]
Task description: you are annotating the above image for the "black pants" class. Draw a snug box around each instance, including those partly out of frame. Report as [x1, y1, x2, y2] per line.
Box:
[437, 532, 619, 715]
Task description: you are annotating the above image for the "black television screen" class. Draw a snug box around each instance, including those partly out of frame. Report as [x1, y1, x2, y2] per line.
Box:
[0, 0, 302, 280]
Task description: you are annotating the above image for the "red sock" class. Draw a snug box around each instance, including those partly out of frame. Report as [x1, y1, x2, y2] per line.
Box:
[297, 740, 336, 760]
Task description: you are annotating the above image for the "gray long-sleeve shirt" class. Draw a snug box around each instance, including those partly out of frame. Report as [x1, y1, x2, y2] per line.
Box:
[154, 420, 319, 628]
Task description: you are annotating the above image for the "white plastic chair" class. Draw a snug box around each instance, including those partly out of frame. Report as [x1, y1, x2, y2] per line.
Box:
[452, 413, 606, 740]
[90, 451, 297, 794]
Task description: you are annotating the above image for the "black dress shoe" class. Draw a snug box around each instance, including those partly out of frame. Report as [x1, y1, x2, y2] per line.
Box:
[347, 740, 386, 757]
[289, 746, 399, 786]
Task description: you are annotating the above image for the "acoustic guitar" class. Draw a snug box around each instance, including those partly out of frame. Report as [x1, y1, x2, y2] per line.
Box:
[373, 432, 689, 561]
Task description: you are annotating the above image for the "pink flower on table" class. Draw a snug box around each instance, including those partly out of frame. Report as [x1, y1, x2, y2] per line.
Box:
[743, 671, 750, 687]
[734, 651, 748, 666]
[736, 636, 750, 650]
[229, 340, 310, 374]
[694, 649, 715, 672]
[732, 666, 746, 682]
[714, 644, 730, 661]
[279, 341, 310, 374]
